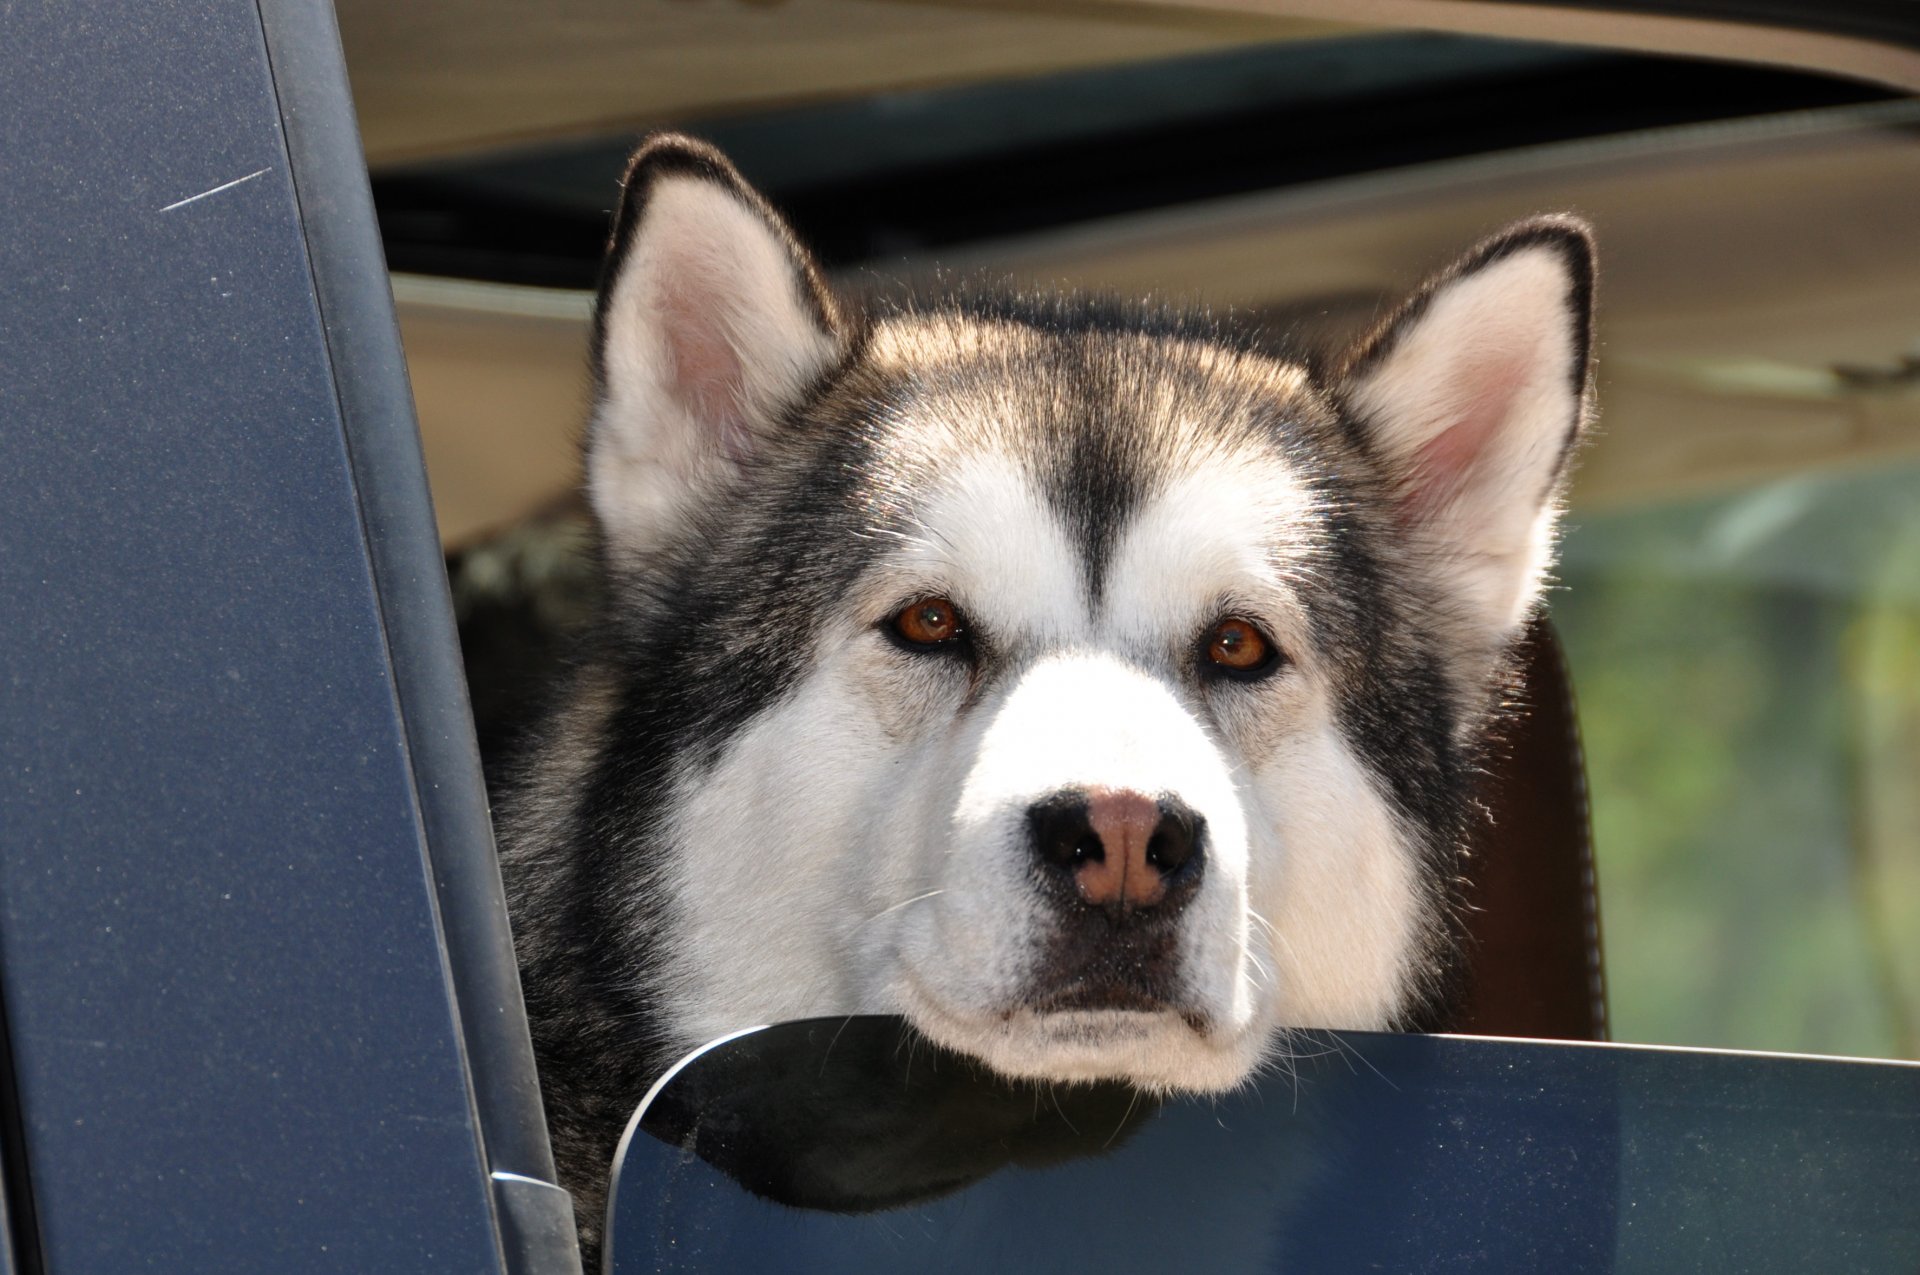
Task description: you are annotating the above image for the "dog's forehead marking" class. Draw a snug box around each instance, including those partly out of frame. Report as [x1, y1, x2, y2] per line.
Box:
[861, 311, 1315, 404]
[1101, 456, 1324, 644]
[878, 453, 1089, 642]
[858, 312, 1328, 622]
[869, 450, 1324, 664]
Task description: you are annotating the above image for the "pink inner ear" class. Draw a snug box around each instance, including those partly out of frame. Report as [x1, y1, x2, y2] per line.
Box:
[1401, 359, 1527, 523]
[662, 276, 753, 462]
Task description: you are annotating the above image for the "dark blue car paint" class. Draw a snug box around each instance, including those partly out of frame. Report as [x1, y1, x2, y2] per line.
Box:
[2, 1, 1918, 1272]
[0, 1, 569, 1269]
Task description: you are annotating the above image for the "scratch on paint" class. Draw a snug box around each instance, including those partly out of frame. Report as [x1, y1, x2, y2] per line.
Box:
[158, 166, 272, 213]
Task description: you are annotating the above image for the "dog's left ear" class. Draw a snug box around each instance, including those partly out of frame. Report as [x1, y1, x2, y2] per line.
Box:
[587, 134, 848, 560]
[1335, 217, 1595, 652]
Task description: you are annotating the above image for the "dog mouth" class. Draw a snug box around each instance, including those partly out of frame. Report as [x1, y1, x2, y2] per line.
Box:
[892, 908, 1226, 1049]
[1023, 981, 1171, 1015]
[1016, 904, 1211, 1027]
[1017, 977, 1212, 1037]
[899, 965, 1217, 1046]
[893, 963, 1259, 1093]
[1027, 1003, 1216, 1042]
[888, 890, 1258, 1087]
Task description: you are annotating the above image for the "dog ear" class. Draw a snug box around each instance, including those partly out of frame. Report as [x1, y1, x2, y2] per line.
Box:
[1335, 217, 1595, 652]
[587, 134, 847, 559]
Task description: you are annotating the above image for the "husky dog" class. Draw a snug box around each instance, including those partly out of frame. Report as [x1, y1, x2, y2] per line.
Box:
[497, 134, 1594, 1246]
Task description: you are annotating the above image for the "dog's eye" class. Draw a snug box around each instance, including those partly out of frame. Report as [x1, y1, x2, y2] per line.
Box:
[890, 597, 965, 649]
[1204, 617, 1281, 678]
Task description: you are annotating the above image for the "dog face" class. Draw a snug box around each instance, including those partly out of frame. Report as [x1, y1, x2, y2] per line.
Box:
[567, 136, 1593, 1092]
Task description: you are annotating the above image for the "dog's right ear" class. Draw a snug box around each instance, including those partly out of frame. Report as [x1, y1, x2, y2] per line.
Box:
[587, 134, 846, 559]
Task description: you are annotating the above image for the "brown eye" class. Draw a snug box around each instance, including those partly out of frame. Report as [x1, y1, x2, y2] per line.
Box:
[891, 597, 963, 648]
[1205, 617, 1280, 678]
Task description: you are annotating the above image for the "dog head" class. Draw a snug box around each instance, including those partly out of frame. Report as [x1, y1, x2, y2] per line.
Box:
[579, 135, 1593, 1090]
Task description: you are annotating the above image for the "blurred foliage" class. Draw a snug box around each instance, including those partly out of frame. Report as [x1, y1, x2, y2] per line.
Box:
[1555, 460, 1920, 1060]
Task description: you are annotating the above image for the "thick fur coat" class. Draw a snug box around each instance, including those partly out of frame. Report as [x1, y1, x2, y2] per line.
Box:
[494, 134, 1596, 1253]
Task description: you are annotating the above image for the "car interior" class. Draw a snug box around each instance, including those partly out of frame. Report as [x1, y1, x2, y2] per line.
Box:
[335, 2, 1920, 1062]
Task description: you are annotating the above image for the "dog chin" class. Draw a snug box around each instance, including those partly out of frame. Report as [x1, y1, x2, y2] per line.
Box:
[895, 981, 1265, 1094]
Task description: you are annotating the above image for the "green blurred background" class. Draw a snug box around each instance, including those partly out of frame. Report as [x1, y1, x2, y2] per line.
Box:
[1557, 460, 1920, 1059]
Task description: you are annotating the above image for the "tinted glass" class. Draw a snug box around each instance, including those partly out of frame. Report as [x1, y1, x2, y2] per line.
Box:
[608, 1017, 1920, 1274]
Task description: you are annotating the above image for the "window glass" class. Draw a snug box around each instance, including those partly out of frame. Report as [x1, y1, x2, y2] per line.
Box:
[1558, 458, 1920, 1058]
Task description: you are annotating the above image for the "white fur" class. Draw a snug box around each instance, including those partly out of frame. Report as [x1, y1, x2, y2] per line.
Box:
[1101, 460, 1321, 674]
[589, 176, 839, 563]
[1254, 732, 1427, 1028]
[867, 454, 1087, 647]
[892, 649, 1258, 1088]
[1106, 466, 1428, 1033]
[1346, 246, 1583, 651]
[655, 635, 894, 1048]
[580, 207, 1586, 1100]
[652, 453, 1427, 1092]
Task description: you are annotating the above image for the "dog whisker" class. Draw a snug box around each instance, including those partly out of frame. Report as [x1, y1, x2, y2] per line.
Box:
[1243, 945, 1275, 991]
[1102, 1085, 1144, 1150]
[858, 888, 946, 928]
[818, 1013, 857, 1078]
[1046, 1083, 1082, 1138]
[1258, 912, 1306, 973]
[1320, 1029, 1398, 1091]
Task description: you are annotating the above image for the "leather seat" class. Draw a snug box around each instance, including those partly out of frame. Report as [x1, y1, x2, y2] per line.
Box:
[1450, 617, 1609, 1042]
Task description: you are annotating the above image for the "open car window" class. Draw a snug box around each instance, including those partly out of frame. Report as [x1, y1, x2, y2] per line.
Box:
[375, 20, 1920, 1065]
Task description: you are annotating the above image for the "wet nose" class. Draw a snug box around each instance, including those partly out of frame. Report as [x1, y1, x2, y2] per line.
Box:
[1027, 788, 1204, 914]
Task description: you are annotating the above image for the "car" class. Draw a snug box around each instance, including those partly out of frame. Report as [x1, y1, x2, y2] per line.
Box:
[2, 1, 1915, 1271]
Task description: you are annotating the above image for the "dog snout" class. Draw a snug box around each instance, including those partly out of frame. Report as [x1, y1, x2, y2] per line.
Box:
[1027, 788, 1204, 915]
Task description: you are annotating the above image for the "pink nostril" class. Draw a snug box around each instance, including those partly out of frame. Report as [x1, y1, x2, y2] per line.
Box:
[1080, 789, 1169, 909]
[1027, 789, 1204, 916]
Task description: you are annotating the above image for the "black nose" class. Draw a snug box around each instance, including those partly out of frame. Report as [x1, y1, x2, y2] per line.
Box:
[1026, 788, 1204, 915]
